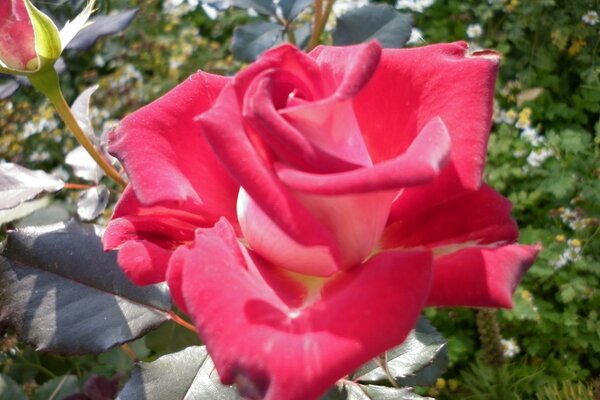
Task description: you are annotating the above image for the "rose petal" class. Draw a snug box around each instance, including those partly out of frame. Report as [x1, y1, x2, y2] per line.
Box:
[115, 240, 173, 285]
[292, 190, 395, 270]
[108, 71, 238, 223]
[309, 40, 382, 101]
[103, 187, 211, 284]
[0, 0, 36, 70]
[167, 219, 433, 400]
[198, 83, 339, 257]
[382, 184, 518, 250]
[313, 42, 499, 215]
[276, 116, 451, 194]
[242, 69, 362, 173]
[280, 99, 372, 167]
[276, 41, 382, 167]
[427, 244, 540, 308]
[233, 44, 325, 101]
[238, 187, 394, 275]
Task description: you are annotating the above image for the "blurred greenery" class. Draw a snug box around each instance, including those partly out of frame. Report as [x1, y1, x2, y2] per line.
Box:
[1, 0, 599, 398]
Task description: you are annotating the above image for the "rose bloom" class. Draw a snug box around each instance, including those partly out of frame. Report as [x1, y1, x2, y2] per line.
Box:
[103, 41, 538, 400]
[0, 0, 37, 71]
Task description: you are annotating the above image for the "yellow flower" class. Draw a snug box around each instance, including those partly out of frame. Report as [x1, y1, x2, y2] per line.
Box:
[568, 38, 586, 56]
[555, 234, 566, 243]
[435, 378, 447, 390]
[551, 30, 567, 50]
[448, 379, 460, 391]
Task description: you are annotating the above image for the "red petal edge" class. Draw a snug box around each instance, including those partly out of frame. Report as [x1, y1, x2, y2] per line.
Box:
[167, 219, 434, 400]
[427, 244, 540, 308]
[276, 116, 450, 194]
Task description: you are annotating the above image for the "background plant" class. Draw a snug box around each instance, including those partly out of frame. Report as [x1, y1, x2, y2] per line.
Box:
[1, 0, 599, 399]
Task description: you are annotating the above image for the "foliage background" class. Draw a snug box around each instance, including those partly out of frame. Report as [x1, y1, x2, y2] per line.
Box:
[1, 0, 599, 398]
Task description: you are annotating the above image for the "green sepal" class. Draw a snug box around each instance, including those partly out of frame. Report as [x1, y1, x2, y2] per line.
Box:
[24, 0, 62, 72]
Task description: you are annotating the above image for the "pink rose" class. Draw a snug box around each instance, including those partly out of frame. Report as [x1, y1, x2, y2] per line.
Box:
[0, 0, 37, 70]
[103, 41, 538, 400]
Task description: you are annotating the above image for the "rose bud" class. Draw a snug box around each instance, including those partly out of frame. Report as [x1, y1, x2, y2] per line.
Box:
[0, 0, 92, 75]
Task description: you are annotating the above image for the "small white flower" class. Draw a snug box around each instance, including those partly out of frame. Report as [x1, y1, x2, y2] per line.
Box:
[498, 109, 517, 125]
[551, 240, 582, 270]
[500, 338, 520, 359]
[395, 0, 435, 13]
[466, 23, 483, 39]
[407, 27, 425, 44]
[333, 0, 370, 17]
[519, 127, 544, 146]
[582, 10, 599, 26]
[512, 149, 527, 158]
[526, 148, 553, 167]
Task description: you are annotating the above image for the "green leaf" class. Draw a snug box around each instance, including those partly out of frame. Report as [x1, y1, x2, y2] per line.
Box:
[353, 317, 447, 386]
[32, 375, 78, 400]
[0, 79, 20, 99]
[145, 320, 201, 356]
[0, 163, 64, 211]
[0, 374, 27, 400]
[66, 8, 139, 51]
[232, 21, 283, 62]
[0, 197, 52, 226]
[0, 220, 171, 355]
[71, 85, 99, 141]
[117, 346, 239, 400]
[333, 4, 413, 48]
[77, 185, 109, 221]
[58, 1, 95, 51]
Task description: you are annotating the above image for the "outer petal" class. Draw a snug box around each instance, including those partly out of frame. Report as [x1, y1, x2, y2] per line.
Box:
[167, 219, 433, 400]
[382, 184, 518, 250]
[108, 71, 238, 223]
[312, 42, 500, 214]
[0, 0, 36, 70]
[427, 244, 540, 308]
[103, 187, 211, 285]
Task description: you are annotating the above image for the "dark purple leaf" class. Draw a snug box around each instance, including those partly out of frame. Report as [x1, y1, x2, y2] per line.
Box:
[66, 9, 138, 51]
[0, 220, 171, 355]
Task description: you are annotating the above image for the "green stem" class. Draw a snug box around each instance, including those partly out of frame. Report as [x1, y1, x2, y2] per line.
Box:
[169, 311, 198, 333]
[306, 0, 335, 51]
[28, 69, 127, 188]
[286, 24, 297, 46]
[306, 0, 323, 51]
[12, 360, 57, 379]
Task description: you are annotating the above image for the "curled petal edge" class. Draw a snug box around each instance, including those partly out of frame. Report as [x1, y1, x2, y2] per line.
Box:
[276, 116, 451, 194]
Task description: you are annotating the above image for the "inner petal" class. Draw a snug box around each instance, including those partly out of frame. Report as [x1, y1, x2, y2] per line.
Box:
[281, 99, 373, 167]
[237, 188, 340, 277]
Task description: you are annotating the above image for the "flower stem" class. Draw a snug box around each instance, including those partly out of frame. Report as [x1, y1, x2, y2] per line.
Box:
[306, 0, 335, 52]
[63, 182, 95, 190]
[120, 343, 138, 361]
[169, 311, 198, 333]
[28, 69, 127, 188]
[307, 0, 323, 51]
